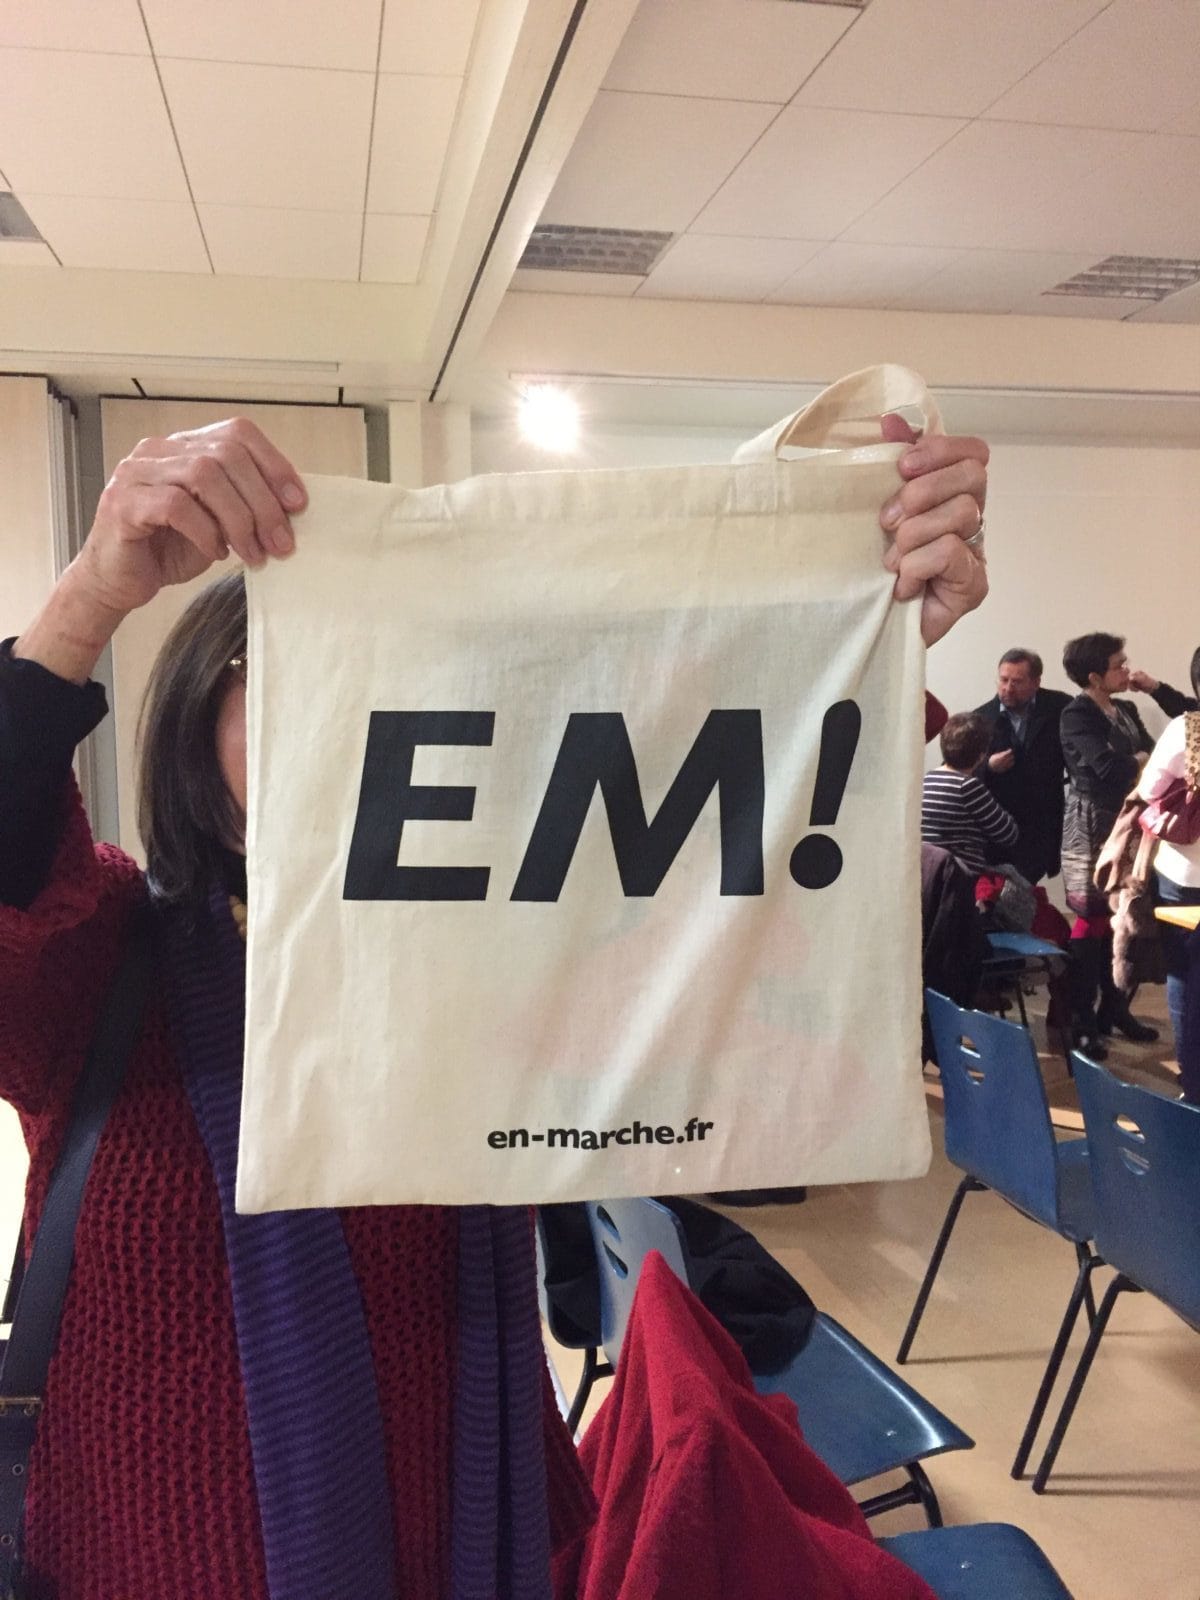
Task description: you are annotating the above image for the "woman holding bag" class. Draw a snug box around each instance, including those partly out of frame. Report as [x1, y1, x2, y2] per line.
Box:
[0, 406, 986, 1599]
[1140, 649, 1200, 1061]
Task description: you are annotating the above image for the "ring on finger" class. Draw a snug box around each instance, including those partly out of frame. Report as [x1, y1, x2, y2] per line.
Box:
[963, 514, 986, 551]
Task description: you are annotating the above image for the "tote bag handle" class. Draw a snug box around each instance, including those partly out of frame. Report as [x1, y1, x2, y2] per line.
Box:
[734, 364, 943, 464]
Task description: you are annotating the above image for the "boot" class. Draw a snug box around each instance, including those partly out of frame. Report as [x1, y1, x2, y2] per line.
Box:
[1066, 937, 1107, 1059]
[1097, 944, 1160, 1042]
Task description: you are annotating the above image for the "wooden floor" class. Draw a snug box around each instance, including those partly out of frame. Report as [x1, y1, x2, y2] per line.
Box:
[546, 989, 1200, 1600]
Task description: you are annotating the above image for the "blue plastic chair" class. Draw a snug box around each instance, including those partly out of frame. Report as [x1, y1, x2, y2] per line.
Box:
[899, 992, 1100, 1479]
[980, 931, 1066, 1032]
[880, 1523, 1073, 1599]
[1033, 1057, 1200, 1492]
[586, 1196, 973, 1526]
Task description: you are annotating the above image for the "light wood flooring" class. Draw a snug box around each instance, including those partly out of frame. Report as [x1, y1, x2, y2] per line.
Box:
[546, 988, 1200, 1600]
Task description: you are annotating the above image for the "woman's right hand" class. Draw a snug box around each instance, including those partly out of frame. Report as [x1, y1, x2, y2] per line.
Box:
[74, 417, 307, 618]
[13, 418, 307, 685]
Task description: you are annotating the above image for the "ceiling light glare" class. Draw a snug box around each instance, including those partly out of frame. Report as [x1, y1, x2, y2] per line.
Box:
[518, 384, 580, 453]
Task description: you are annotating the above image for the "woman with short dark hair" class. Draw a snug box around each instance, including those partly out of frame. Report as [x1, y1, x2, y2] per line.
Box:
[921, 711, 1018, 874]
[0, 414, 991, 1597]
[1059, 632, 1179, 1053]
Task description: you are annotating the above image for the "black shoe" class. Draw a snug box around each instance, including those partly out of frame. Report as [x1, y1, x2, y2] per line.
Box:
[1072, 1030, 1109, 1062]
[1096, 1002, 1159, 1044]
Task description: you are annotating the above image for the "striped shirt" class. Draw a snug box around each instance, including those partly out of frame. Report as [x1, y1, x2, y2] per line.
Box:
[921, 768, 1019, 874]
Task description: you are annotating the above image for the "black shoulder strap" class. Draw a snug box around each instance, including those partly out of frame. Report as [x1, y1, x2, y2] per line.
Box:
[0, 909, 153, 1585]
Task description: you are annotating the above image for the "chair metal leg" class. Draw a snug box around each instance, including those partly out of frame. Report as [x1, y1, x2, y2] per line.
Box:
[566, 1346, 613, 1436]
[856, 1461, 942, 1528]
[1032, 1274, 1138, 1493]
[1079, 1243, 1099, 1330]
[1014, 982, 1031, 1029]
[1010, 1244, 1101, 1479]
[897, 1175, 986, 1364]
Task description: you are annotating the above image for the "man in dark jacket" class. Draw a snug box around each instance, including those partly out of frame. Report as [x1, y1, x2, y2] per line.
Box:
[975, 648, 1071, 883]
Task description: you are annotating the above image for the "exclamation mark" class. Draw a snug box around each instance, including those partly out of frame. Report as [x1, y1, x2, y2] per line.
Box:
[789, 700, 861, 889]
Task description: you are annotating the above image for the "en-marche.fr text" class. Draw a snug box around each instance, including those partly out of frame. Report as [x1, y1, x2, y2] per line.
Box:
[486, 1118, 715, 1152]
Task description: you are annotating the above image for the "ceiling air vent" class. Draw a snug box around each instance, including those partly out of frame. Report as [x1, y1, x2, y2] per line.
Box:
[0, 193, 43, 242]
[1045, 255, 1200, 304]
[519, 224, 674, 277]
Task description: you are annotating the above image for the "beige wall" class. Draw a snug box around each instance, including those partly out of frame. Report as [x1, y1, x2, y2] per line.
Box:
[100, 399, 368, 858]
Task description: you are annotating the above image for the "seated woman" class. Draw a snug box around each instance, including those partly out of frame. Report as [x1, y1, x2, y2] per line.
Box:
[921, 711, 1018, 875]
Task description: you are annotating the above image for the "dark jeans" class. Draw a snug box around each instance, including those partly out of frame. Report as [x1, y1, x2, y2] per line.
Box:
[1155, 872, 1200, 1059]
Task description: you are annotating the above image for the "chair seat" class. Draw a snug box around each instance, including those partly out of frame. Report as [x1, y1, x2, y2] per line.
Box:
[753, 1313, 973, 1486]
[984, 933, 1063, 961]
[879, 1523, 1073, 1599]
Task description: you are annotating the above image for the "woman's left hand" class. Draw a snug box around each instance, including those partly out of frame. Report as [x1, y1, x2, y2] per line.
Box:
[878, 415, 989, 647]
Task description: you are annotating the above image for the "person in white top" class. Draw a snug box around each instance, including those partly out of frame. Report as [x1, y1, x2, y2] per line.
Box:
[1139, 651, 1200, 1057]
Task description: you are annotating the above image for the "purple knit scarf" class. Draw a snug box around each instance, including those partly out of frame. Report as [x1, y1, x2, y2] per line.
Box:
[156, 886, 556, 1600]
[156, 888, 398, 1600]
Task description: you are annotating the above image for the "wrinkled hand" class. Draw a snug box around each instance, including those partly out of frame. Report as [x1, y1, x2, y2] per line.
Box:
[878, 415, 988, 647]
[988, 749, 1016, 773]
[1128, 669, 1160, 694]
[74, 417, 307, 618]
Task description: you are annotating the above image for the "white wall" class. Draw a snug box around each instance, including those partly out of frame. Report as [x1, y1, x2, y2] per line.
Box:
[474, 416, 1200, 735]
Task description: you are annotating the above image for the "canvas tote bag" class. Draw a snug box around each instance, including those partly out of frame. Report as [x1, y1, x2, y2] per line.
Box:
[237, 364, 938, 1210]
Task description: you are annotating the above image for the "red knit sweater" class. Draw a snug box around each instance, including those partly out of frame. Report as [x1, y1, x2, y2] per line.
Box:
[1, 790, 590, 1598]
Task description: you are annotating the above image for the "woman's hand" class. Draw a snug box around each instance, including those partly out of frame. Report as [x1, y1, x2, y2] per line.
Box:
[76, 417, 307, 617]
[878, 415, 989, 647]
[14, 419, 306, 684]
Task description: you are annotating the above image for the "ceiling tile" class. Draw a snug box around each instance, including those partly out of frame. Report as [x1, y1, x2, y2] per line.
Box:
[540, 92, 781, 233]
[767, 241, 966, 308]
[162, 60, 374, 210]
[843, 120, 1142, 251]
[694, 105, 964, 241]
[509, 268, 642, 297]
[1049, 133, 1200, 258]
[0, 239, 57, 267]
[367, 74, 462, 214]
[985, 0, 1200, 132]
[603, 0, 854, 105]
[22, 194, 209, 272]
[360, 213, 429, 283]
[1164, 104, 1200, 138]
[144, 0, 381, 72]
[640, 234, 825, 301]
[199, 204, 362, 280]
[0, 0, 147, 53]
[0, 49, 187, 200]
[885, 248, 1102, 313]
[795, 0, 1107, 117]
[380, 0, 481, 77]
[1130, 280, 1200, 325]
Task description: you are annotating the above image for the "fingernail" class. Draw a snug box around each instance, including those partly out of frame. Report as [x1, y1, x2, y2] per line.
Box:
[281, 482, 305, 511]
[270, 523, 294, 557]
[901, 448, 926, 472]
[882, 498, 903, 529]
[883, 544, 901, 572]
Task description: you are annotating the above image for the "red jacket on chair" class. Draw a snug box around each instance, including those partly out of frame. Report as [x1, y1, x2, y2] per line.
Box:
[556, 1254, 937, 1600]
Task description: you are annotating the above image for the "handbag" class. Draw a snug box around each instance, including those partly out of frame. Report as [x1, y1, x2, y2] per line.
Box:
[1141, 712, 1200, 845]
[0, 912, 152, 1599]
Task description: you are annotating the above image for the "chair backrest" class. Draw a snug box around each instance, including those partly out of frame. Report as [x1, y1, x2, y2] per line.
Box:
[925, 990, 1063, 1229]
[584, 1197, 691, 1367]
[1073, 1056, 1200, 1329]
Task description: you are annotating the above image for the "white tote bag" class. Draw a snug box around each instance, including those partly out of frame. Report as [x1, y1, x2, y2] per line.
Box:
[237, 365, 937, 1211]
